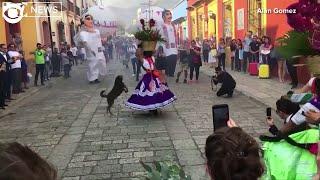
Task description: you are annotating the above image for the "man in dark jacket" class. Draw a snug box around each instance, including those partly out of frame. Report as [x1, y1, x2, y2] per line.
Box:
[0, 44, 14, 103]
[213, 67, 236, 97]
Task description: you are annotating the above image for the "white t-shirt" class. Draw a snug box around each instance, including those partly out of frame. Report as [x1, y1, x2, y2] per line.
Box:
[7, 51, 21, 69]
[70, 47, 78, 56]
[159, 24, 178, 56]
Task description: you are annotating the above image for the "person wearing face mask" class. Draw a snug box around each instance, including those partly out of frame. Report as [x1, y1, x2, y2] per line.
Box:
[74, 14, 107, 84]
[158, 9, 178, 78]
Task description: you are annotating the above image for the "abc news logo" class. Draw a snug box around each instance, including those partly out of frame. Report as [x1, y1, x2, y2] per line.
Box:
[2, 2, 62, 24]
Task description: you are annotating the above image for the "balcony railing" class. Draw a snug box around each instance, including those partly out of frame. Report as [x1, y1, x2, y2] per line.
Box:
[68, 1, 74, 12]
[75, 6, 80, 16]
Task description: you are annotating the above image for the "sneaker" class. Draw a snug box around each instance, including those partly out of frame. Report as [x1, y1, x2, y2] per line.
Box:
[176, 79, 179, 83]
[94, 79, 101, 83]
[132, 74, 135, 77]
[183, 79, 187, 83]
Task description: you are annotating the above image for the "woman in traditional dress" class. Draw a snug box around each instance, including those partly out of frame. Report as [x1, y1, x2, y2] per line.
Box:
[74, 14, 107, 84]
[125, 50, 176, 115]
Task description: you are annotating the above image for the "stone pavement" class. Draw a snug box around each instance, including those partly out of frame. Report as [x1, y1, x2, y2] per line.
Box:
[201, 65, 291, 110]
[0, 59, 278, 179]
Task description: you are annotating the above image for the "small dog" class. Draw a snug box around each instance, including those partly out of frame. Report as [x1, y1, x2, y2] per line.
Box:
[100, 75, 128, 115]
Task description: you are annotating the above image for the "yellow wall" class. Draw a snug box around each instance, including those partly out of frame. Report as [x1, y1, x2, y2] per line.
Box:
[262, 0, 267, 35]
[191, 10, 197, 40]
[208, 0, 218, 39]
[0, 3, 6, 44]
[196, 6, 204, 39]
[20, 4, 37, 61]
[0, 17, 6, 44]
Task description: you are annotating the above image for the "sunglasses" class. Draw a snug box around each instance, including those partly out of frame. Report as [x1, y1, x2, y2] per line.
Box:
[85, 17, 93, 21]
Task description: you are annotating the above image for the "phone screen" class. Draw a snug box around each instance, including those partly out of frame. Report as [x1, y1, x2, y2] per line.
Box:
[266, 107, 271, 117]
[212, 104, 229, 131]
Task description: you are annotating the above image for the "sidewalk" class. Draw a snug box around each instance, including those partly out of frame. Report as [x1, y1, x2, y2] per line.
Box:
[0, 73, 62, 118]
[201, 66, 292, 110]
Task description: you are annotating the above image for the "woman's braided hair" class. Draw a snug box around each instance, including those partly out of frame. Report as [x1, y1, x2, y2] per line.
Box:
[205, 127, 264, 180]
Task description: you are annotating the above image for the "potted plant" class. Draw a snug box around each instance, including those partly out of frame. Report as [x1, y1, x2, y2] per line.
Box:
[140, 160, 191, 180]
[134, 19, 166, 51]
[276, 0, 320, 75]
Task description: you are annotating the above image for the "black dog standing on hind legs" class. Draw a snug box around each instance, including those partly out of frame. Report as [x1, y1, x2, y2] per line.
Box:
[100, 75, 128, 115]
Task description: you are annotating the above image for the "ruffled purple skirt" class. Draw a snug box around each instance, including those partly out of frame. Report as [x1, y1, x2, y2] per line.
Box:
[125, 73, 176, 111]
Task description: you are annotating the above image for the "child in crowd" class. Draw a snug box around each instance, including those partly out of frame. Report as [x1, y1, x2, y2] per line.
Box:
[61, 48, 71, 78]
[208, 43, 218, 70]
[176, 43, 189, 83]
[237, 39, 244, 72]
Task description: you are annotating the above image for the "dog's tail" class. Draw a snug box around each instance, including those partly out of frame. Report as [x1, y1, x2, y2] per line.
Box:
[100, 90, 108, 98]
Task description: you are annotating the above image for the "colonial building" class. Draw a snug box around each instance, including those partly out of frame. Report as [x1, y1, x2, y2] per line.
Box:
[0, 0, 89, 61]
[172, 0, 188, 45]
[187, 0, 296, 42]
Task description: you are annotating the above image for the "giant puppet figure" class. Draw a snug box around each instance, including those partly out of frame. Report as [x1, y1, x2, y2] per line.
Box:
[159, 9, 178, 77]
[74, 14, 107, 84]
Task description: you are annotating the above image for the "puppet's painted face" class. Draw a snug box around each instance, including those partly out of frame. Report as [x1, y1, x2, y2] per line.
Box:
[84, 15, 94, 28]
[163, 11, 172, 23]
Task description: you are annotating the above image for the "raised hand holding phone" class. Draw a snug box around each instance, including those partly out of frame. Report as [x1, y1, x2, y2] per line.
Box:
[212, 104, 229, 131]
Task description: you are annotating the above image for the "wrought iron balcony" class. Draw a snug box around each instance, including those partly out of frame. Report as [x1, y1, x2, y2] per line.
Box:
[75, 6, 80, 16]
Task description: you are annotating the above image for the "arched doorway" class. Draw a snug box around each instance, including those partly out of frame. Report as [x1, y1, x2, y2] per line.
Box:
[42, 21, 50, 46]
[69, 21, 75, 46]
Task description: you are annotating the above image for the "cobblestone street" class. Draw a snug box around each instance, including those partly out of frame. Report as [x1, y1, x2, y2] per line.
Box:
[0, 60, 276, 179]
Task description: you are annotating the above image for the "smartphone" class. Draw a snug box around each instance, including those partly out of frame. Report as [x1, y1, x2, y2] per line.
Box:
[266, 107, 272, 118]
[212, 104, 229, 131]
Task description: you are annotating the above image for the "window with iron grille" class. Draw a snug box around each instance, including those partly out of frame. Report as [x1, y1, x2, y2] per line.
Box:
[247, 0, 262, 36]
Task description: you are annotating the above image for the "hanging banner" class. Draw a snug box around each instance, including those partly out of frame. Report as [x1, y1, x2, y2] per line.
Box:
[237, 8, 244, 30]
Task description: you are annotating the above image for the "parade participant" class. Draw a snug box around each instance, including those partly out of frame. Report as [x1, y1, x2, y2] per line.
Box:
[159, 9, 178, 77]
[70, 45, 78, 66]
[189, 40, 202, 83]
[125, 50, 176, 115]
[61, 48, 71, 79]
[74, 14, 107, 84]
[212, 66, 236, 97]
[31, 43, 46, 86]
[176, 42, 189, 83]
[135, 46, 143, 82]
[155, 46, 167, 83]
[128, 43, 137, 76]
[7, 43, 23, 94]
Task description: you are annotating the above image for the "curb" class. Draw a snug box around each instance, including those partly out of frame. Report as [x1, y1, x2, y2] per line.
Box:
[0, 77, 60, 118]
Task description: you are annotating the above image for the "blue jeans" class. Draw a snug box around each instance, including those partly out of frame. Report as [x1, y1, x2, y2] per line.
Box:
[131, 58, 137, 74]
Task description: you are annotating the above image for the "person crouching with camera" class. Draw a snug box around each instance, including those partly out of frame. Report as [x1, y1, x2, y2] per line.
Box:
[212, 66, 236, 97]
